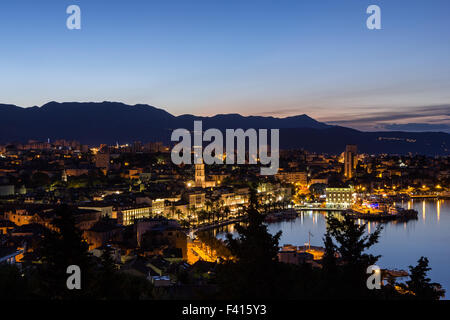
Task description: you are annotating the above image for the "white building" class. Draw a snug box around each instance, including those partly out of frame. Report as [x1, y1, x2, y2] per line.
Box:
[326, 187, 355, 209]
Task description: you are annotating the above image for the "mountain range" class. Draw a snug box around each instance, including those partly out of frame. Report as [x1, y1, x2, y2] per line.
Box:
[0, 101, 448, 155]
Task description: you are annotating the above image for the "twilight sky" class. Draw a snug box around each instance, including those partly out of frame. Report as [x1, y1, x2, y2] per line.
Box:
[0, 0, 449, 132]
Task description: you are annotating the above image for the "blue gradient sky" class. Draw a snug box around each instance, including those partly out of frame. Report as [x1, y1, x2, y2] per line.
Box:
[1, 0, 449, 131]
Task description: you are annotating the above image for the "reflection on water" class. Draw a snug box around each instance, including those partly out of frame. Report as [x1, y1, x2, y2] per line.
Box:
[216, 200, 450, 297]
[438, 200, 440, 222]
[423, 200, 426, 222]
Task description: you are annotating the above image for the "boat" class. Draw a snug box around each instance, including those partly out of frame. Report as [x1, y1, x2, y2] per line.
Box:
[383, 269, 409, 278]
[345, 206, 418, 222]
[264, 209, 298, 222]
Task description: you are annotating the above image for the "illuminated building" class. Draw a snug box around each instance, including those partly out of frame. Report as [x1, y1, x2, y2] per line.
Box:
[195, 162, 205, 187]
[83, 221, 123, 250]
[95, 151, 110, 171]
[78, 203, 114, 218]
[188, 192, 206, 210]
[276, 171, 308, 186]
[326, 187, 355, 209]
[116, 205, 152, 226]
[194, 160, 216, 188]
[151, 199, 165, 215]
[61, 169, 67, 182]
[344, 144, 357, 179]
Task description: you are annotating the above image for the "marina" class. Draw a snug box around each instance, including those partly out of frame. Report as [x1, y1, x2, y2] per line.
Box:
[215, 200, 450, 297]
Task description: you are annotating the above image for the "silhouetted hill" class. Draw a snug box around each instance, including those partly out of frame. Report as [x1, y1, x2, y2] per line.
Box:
[175, 113, 328, 130]
[280, 127, 449, 155]
[0, 101, 448, 155]
[0, 102, 176, 144]
[0, 101, 328, 144]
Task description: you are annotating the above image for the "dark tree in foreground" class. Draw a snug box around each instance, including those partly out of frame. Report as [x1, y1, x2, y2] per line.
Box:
[37, 205, 96, 299]
[35, 205, 153, 299]
[326, 214, 382, 269]
[401, 257, 445, 300]
[0, 263, 31, 299]
[226, 188, 281, 267]
[95, 245, 154, 300]
[322, 215, 445, 300]
[320, 233, 339, 295]
[216, 186, 283, 299]
[323, 214, 383, 298]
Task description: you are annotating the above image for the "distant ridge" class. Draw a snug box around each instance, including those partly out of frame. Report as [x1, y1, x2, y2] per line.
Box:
[0, 101, 448, 155]
[0, 101, 329, 143]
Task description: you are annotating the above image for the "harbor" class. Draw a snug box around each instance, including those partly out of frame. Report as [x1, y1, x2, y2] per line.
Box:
[344, 206, 418, 222]
[216, 199, 450, 295]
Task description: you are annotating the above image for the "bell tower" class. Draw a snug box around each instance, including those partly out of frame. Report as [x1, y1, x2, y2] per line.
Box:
[195, 162, 205, 188]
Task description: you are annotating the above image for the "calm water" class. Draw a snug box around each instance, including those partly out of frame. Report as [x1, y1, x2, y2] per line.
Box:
[216, 200, 450, 297]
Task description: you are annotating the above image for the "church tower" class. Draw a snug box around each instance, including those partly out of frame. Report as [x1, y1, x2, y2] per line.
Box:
[195, 162, 205, 188]
[61, 169, 68, 182]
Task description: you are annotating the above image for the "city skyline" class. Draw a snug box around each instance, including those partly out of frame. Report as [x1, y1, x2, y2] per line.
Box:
[1, 0, 449, 304]
[1, 0, 449, 132]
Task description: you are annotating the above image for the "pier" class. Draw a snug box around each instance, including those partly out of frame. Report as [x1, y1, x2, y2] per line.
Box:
[295, 206, 346, 212]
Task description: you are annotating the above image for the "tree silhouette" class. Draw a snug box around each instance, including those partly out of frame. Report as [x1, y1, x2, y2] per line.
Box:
[0, 264, 32, 299]
[324, 214, 382, 298]
[401, 257, 445, 300]
[216, 186, 283, 299]
[322, 234, 337, 271]
[37, 205, 96, 299]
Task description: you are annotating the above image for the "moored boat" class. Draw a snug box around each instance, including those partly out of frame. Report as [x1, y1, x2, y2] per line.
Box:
[345, 207, 418, 221]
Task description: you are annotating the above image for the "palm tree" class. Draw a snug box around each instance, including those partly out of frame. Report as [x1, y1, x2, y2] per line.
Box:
[212, 202, 219, 223]
[218, 199, 225, 222]
[205, 200, 213, 213]
[169, 202, 176, 219]
[188, 205, 197, 226]
[198, 209, 208, 225]
[223, 206, 231, 221]
[175, 209, 183, 221]
[205, 200, 213, 223]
